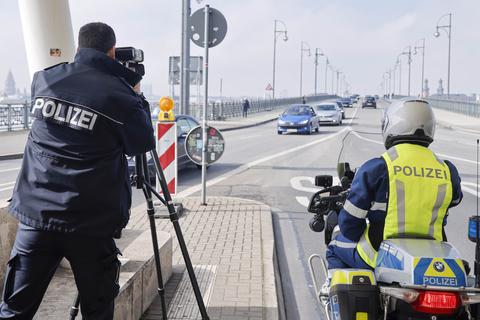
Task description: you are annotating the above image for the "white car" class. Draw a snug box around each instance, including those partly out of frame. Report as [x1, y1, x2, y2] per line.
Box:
[314, 103, 343, 126]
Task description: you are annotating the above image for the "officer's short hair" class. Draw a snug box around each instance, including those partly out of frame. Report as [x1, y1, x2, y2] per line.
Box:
[78, 22, 116, 53]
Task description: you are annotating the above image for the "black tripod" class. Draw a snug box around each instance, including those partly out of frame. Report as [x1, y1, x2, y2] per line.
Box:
[70, 148, 210, 320]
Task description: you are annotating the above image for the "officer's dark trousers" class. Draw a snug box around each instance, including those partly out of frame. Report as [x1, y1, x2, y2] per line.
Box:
[0, 224, 120, 320]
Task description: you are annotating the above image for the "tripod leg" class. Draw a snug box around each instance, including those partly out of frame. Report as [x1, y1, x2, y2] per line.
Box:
[69, 292, 80, 320]
[138, 154, 168, 320]
[150, 150, 210, 320]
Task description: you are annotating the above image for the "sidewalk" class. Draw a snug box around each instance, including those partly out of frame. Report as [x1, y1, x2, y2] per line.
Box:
[0, 110, 282, 160]
[137, 197, 278, 320]
[432, 108, 480, 133]
[31, 196, 279, 319]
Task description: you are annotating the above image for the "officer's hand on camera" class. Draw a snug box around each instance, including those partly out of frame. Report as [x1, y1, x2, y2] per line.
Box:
[134, 83, 141, 94]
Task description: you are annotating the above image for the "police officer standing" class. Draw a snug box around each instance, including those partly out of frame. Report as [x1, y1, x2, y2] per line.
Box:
[326, 99, 463, 270]
[0, 23, 154, 319]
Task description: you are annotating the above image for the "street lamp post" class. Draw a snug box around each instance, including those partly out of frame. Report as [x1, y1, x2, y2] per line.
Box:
[331, 66, 335, 94]
[396, 55, 402, 95]
[272, 19, 288, 100]
[181, 0, 191, 115]
[383, 72, 389, 97]
[401, 46, 412, 96]
[434, 13, 452, 97]
[413, 38, 426, 97]
[335, 69, 342, 96]
[324, 57, 329, 94]
[314, 48, 324, 96]
[300, 41, 311, 96]
[392, 66, 396, 97]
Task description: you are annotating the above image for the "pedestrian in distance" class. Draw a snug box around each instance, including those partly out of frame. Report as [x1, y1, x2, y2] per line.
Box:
[0, 22, 155, 319]
[242, 98, 250, 117]
[302, 96, 306, 104]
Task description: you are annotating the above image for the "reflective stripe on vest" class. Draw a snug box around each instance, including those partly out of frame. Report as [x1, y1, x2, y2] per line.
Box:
[382, 144, 453, 240]
[357, 225, 377, 268]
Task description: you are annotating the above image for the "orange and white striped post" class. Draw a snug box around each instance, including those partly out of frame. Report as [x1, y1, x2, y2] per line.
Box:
[156, 97, 177, 195]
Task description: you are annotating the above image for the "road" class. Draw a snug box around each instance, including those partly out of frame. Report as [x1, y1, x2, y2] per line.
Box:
[0, 100, 479, 319]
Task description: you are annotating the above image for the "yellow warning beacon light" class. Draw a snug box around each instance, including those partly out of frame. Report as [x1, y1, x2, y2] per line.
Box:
[158, 96, 175, 121]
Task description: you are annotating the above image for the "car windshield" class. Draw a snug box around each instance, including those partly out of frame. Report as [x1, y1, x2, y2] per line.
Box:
[316, 105, 336, 111]
[285, 106, 311, 115]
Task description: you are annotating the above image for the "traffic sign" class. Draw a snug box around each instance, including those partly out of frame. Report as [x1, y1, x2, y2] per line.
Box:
[169, 56, 203, 85]
[185, 126, 225, 165]
[266, 83, 273, 91]
[189, 7, 227, 48]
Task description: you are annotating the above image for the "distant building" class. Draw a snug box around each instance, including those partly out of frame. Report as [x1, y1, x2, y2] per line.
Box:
[423, 79, 430, 97]
[4, 70, 16, 96]
[437, 79, 444, 96]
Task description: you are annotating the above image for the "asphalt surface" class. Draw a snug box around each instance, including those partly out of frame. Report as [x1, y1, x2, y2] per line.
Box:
[1, 100, 479, 319]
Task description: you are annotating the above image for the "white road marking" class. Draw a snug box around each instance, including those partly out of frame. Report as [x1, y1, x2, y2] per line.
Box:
[290, 176, 318, 193]
[290, 176, 341, 207]
[0, 186, 14, 192]
[0, 181, 15, 187]
[176, 128, 350, 198]
[347, 107, 359, 125]
[351, 130, 478, 165]
[296, 196, 310, 208]
[462, 182, 479, 198]
[0, 167, 21, 173]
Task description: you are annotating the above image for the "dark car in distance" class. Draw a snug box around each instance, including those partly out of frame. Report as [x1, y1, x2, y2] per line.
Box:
[338, 97, 353, 108]
[362, 96, 377, 108]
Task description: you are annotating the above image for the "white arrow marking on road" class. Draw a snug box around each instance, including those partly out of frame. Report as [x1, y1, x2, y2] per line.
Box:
[290, 176, 341, 207]
[290, 176, 318, 193]
[296, 196, 310, 208]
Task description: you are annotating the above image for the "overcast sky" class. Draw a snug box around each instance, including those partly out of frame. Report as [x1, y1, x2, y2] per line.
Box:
[1, 0, 479, 97]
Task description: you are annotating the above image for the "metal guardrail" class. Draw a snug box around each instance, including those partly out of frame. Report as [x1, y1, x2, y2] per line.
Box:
[0, 102, 31, 132]
[427, 97, 480, 118]
[0, 95, 337, 132]
[187, 95, 338, 121]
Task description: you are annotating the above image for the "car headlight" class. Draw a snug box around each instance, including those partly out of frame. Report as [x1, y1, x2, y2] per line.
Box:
[299, 119, 309, 125]
[278, 119, 286, 125]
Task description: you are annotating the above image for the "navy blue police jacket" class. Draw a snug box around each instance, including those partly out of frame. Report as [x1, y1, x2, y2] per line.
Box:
[9, 48, 155, 237]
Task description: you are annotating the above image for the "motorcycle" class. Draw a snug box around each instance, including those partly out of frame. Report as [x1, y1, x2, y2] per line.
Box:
[307, 130, 480, 319]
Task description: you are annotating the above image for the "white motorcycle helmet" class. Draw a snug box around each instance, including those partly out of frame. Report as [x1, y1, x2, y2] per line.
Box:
[381, 99, 436, 149]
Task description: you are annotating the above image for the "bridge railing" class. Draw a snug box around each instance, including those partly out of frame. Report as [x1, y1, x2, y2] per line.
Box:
[187, 94, 338, 121]
[0, 102, 31, 132]
[426, 97, 480, 118]
[0, 94, 338, 132]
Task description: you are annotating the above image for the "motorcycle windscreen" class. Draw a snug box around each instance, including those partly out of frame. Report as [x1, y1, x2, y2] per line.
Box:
[337, 129, 385, 178]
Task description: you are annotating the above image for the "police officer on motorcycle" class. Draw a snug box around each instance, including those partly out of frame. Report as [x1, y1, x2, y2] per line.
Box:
[0, 22, 154, 319]
[326, 99, 463, 270]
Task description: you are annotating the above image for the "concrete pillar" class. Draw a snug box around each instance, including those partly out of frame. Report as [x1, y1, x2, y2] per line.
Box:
[0, 203, 18, 291]
[18, 0, 76, 80]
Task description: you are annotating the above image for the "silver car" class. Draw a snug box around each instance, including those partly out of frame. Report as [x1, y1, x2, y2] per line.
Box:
[314, 103, 343, 125]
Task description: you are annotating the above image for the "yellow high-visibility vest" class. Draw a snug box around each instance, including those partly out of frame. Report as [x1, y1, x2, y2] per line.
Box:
[357, 143, 453, 268]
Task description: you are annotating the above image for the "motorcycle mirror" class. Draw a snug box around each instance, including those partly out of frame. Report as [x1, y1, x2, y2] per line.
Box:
[315, 175, 333, 187]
